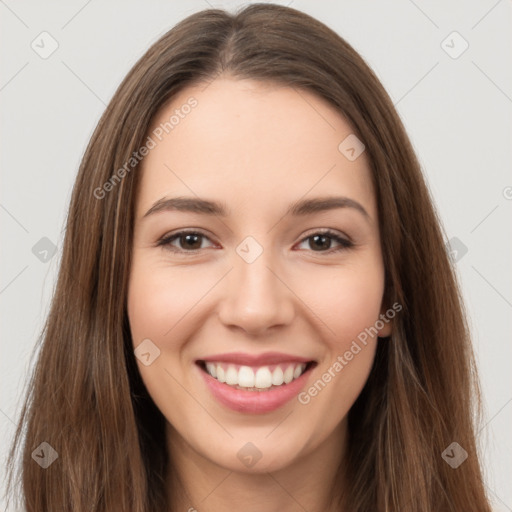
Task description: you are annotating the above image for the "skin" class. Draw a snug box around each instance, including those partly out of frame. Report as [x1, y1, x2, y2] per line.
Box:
[127, 77, 392, 512]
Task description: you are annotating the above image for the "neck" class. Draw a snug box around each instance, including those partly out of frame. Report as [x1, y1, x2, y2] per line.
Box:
[165, 420, 347, 512]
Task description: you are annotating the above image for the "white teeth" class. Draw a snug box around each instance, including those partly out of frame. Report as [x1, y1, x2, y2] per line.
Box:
[238, 366, 255, 387]
[216, 366, 226, 383]
[205, 362, 217, 378]
[205, 362, 308, 389]
[271, 366, 284, 386]
[254, 367, 272, 388]
[225, 365, 238, 385]
[283, 365, 294, 384]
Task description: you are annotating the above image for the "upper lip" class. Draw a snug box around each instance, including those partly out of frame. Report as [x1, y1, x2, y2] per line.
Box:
[198, 351, 315, 366]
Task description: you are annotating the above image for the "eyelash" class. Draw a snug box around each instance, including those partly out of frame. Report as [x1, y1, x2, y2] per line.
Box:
[156, 229, 354, 255]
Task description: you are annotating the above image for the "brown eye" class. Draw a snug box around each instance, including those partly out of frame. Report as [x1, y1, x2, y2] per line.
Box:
[157, 229, 353, 255]
[157, 231, 214, 252]
[176, 233, 203, 250]
[297, 230, 353, 253]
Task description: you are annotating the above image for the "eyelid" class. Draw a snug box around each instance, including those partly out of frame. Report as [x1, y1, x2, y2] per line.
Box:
[157, 228, 354, 254]
[156, 228, 216, 252]
[295, 228, 353, 252]
[300, 227, 352, 244]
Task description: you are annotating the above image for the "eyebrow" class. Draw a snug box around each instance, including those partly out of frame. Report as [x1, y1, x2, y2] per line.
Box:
[143, 195, 370, 220]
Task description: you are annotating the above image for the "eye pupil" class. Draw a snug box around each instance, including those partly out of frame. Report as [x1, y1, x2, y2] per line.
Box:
[310, 234, 331, 251]
[181, 233, 202, 249]
[162, 231, 348, 254]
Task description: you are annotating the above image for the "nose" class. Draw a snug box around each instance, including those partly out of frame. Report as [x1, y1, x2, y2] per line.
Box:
[217, 249, 295, 336]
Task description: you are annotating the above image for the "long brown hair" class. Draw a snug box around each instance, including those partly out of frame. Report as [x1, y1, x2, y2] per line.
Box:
[5, 3, 491, 510]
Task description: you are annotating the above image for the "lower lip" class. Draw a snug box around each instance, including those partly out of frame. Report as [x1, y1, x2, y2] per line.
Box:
[198, 364, 314, 414]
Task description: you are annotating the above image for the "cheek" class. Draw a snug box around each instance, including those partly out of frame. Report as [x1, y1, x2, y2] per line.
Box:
[126, 262, 196, 413]
[293, 260, 384, 418]
[127, 261, 207, 346]
[302, 260, 385, 345]
[127, 270, 169, 347]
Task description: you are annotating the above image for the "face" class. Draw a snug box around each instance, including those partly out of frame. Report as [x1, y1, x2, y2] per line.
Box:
[127, 77, 391, 475]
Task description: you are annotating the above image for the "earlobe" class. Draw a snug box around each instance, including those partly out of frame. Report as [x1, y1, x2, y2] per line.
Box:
[377, 306, 393, 338]
[377, 319, 392, 338]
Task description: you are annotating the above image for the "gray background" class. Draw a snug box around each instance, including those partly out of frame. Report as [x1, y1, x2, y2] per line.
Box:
[1, 1, 511, 510]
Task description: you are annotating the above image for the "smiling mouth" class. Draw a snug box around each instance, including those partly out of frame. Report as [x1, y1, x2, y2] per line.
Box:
[196, 360, 317, 391]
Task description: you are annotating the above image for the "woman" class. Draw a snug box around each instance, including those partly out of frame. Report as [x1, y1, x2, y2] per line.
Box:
[6, 3, 492, 511]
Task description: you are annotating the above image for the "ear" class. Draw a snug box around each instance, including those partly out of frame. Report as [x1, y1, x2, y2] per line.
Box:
[377, 304, 393, 338]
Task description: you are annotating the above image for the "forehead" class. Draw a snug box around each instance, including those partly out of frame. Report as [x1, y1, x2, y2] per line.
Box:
[137, 78, 375, 220]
